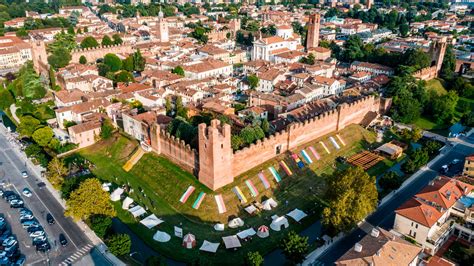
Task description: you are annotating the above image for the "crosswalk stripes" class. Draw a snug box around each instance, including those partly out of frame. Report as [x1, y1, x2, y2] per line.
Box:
[61, 244, 94, 265]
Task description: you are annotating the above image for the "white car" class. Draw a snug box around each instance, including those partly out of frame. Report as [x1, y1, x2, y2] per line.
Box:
[29, 230, 45, 238]
[2, 236, 15, 246]
[21, 171, 28, 178]
[22, 188, 32, 198]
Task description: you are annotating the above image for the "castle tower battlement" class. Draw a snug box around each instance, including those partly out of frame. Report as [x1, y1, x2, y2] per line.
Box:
[198, 120, 233, 190]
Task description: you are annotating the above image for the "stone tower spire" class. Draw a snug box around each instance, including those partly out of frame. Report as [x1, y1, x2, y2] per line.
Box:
[306, 13, 321, 50]
[156, 6, 169, 42]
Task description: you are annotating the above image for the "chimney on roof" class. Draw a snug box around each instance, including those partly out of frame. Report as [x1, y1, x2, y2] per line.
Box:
[354, 243, 363, 253]
[371, 228, 380, 238]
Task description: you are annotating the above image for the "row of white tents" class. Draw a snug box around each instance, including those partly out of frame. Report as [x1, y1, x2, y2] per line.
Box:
[108, 184, 308, 254]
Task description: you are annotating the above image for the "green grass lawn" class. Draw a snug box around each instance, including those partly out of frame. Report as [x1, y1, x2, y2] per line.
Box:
[76, 125, 379, 264]
[426, 78, 448, 95]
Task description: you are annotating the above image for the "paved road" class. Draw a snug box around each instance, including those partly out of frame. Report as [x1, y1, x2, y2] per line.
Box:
[313, 135, 474, 265]
[0, 133, 93, 265]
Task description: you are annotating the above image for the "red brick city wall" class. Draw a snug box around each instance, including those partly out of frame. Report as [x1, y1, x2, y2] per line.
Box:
[231, 95, 383, 178]
[150, 125, 198, 174]
[151, 95, 389, 190]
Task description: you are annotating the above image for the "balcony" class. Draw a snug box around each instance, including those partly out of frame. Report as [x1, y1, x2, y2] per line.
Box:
[427, 219, 455, 246]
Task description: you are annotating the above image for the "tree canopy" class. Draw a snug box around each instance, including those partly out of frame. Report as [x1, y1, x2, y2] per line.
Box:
[32, 126, 53, 147]
[280, 231, 309, 264]
[65, 178, 116, 221]
[80, 36, 99, 48]
[104, 53, 122, 72]
[172, 66, 185, 77]
[46, 157, 67, 189]
[106, 234, 131, 256]
[322, 167, 378, 234]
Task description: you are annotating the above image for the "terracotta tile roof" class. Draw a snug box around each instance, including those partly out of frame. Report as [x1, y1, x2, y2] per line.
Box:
[275, 50, 305, 59]
[198, 44, 228, 55]
[262, 36, 285, 45]
[182, 59, 230, 73]
[118, 83, 152, 93]
[69, 121, 101, 134]
[54, 89, 85, 104]
[416, 176, 474, 209]
[336, 227, 421, 266]
[396, 197, 442, 227]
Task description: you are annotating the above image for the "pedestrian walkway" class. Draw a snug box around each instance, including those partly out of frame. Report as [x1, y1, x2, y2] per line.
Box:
[61, 244, 94, 265]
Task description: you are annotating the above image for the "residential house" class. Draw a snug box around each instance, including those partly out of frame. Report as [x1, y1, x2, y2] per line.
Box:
[394, 176, 474, 255]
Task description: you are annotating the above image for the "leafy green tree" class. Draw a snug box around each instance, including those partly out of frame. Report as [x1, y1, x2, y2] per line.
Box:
[403, 48, 430, 71]
[25, 143, 42, 158]
[0, 89, 14, 110]
[47, 32, 76, 53]
[106, 234, 131, 256]
[104, 53, 122, 72]
[98, 63, 111, 77]
[122, 56, 134, 72]
[100, 120, 114, 140]
[133, 49, 145, 72]
[248, 75, 259, 89]
[32, 126, 53, 147]
[175, 96, 187, 118]
[402, 148, 429, 173]
[427, 90, 459, 124]
[46, 157, 67, 189]
[379, 171, 403, 193]
[322, 167, 378, 234]
[112, 33, 123, 45]
[171, 66, 185, 76]
[261, 118, 270, 135]
[246, 251, 264, 266]
[424, 140, 442, 155]
[115, 71, 134, 83]
[79, 55, 87, 64]
[48, 47, 72, 69]
[17, 115, 41, 137]
[343, 35, 365, 62]
[399, 22, 410, 37]
[67, 25, 75, 35]
[231, 135, 244, 150]
[65, 178, 116, 221]
[280, 231, 309, 264]
[101, 35, 113, 46]
[165, 97, 172, 116]
[16, 28, 28, 37]
[88, 214, 112, 239]
[440, 45, 456, 80]
[80, 36, 99, 48]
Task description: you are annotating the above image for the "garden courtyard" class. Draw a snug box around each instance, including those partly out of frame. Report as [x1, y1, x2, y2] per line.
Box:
[73, 124, 391, 264]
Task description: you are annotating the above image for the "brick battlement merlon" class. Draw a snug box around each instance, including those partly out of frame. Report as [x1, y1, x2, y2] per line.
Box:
[71, 43, 132, 53]
[160, 128, 195, 152]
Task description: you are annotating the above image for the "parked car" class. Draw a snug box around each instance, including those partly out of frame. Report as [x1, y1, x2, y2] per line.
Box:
[26, 226, 43, 234]
[19, 208, 32, 216]
[19, 214, 34, 221]
[59, 234, 67, 246]
[2, 237, 15, 247]
[0, 230, 11, 242]
[1, 191, 14, 199]
[29, 230, 45, 238]
[32, 236, 47, 245]
[21, 220, 39, 229]
[21, 188, 32, 198]
[6, 195, 20, 202]
[46, 213, 55, 225]
[36, 242, 50, 252]
[21, 171, 28, 178]
[451, 159, 460, 165]
[10, 200, 23, 208]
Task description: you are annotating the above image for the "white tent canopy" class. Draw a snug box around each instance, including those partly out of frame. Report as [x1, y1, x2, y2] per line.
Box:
[110, 188, 124, 201]
[270, 216, 289, 231]
[199, 240, 220, 253]
[214, 223, 225, 231]
[102, 183, 111, 192]
[228, 218, 244, 228]
[129, 205, 146, 218]
[262, 198, 278, 211]
[153, 230, 171, 242]
[140, 214, 164, 229]
[287, 209, 308, 222]
[236, 228, 256, 239]
[222, 235, 241, 249]
[244, 205, 258, 214]
[122, 197, 134, 210]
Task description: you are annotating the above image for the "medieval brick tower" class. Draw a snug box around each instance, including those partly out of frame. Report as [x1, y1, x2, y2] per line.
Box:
[306, 13, 321, 50]
[31, 40, 49, 76]
[198, 120, 233, 191]
[430, 37, 448, 74]
[156, 8, 169, 42]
